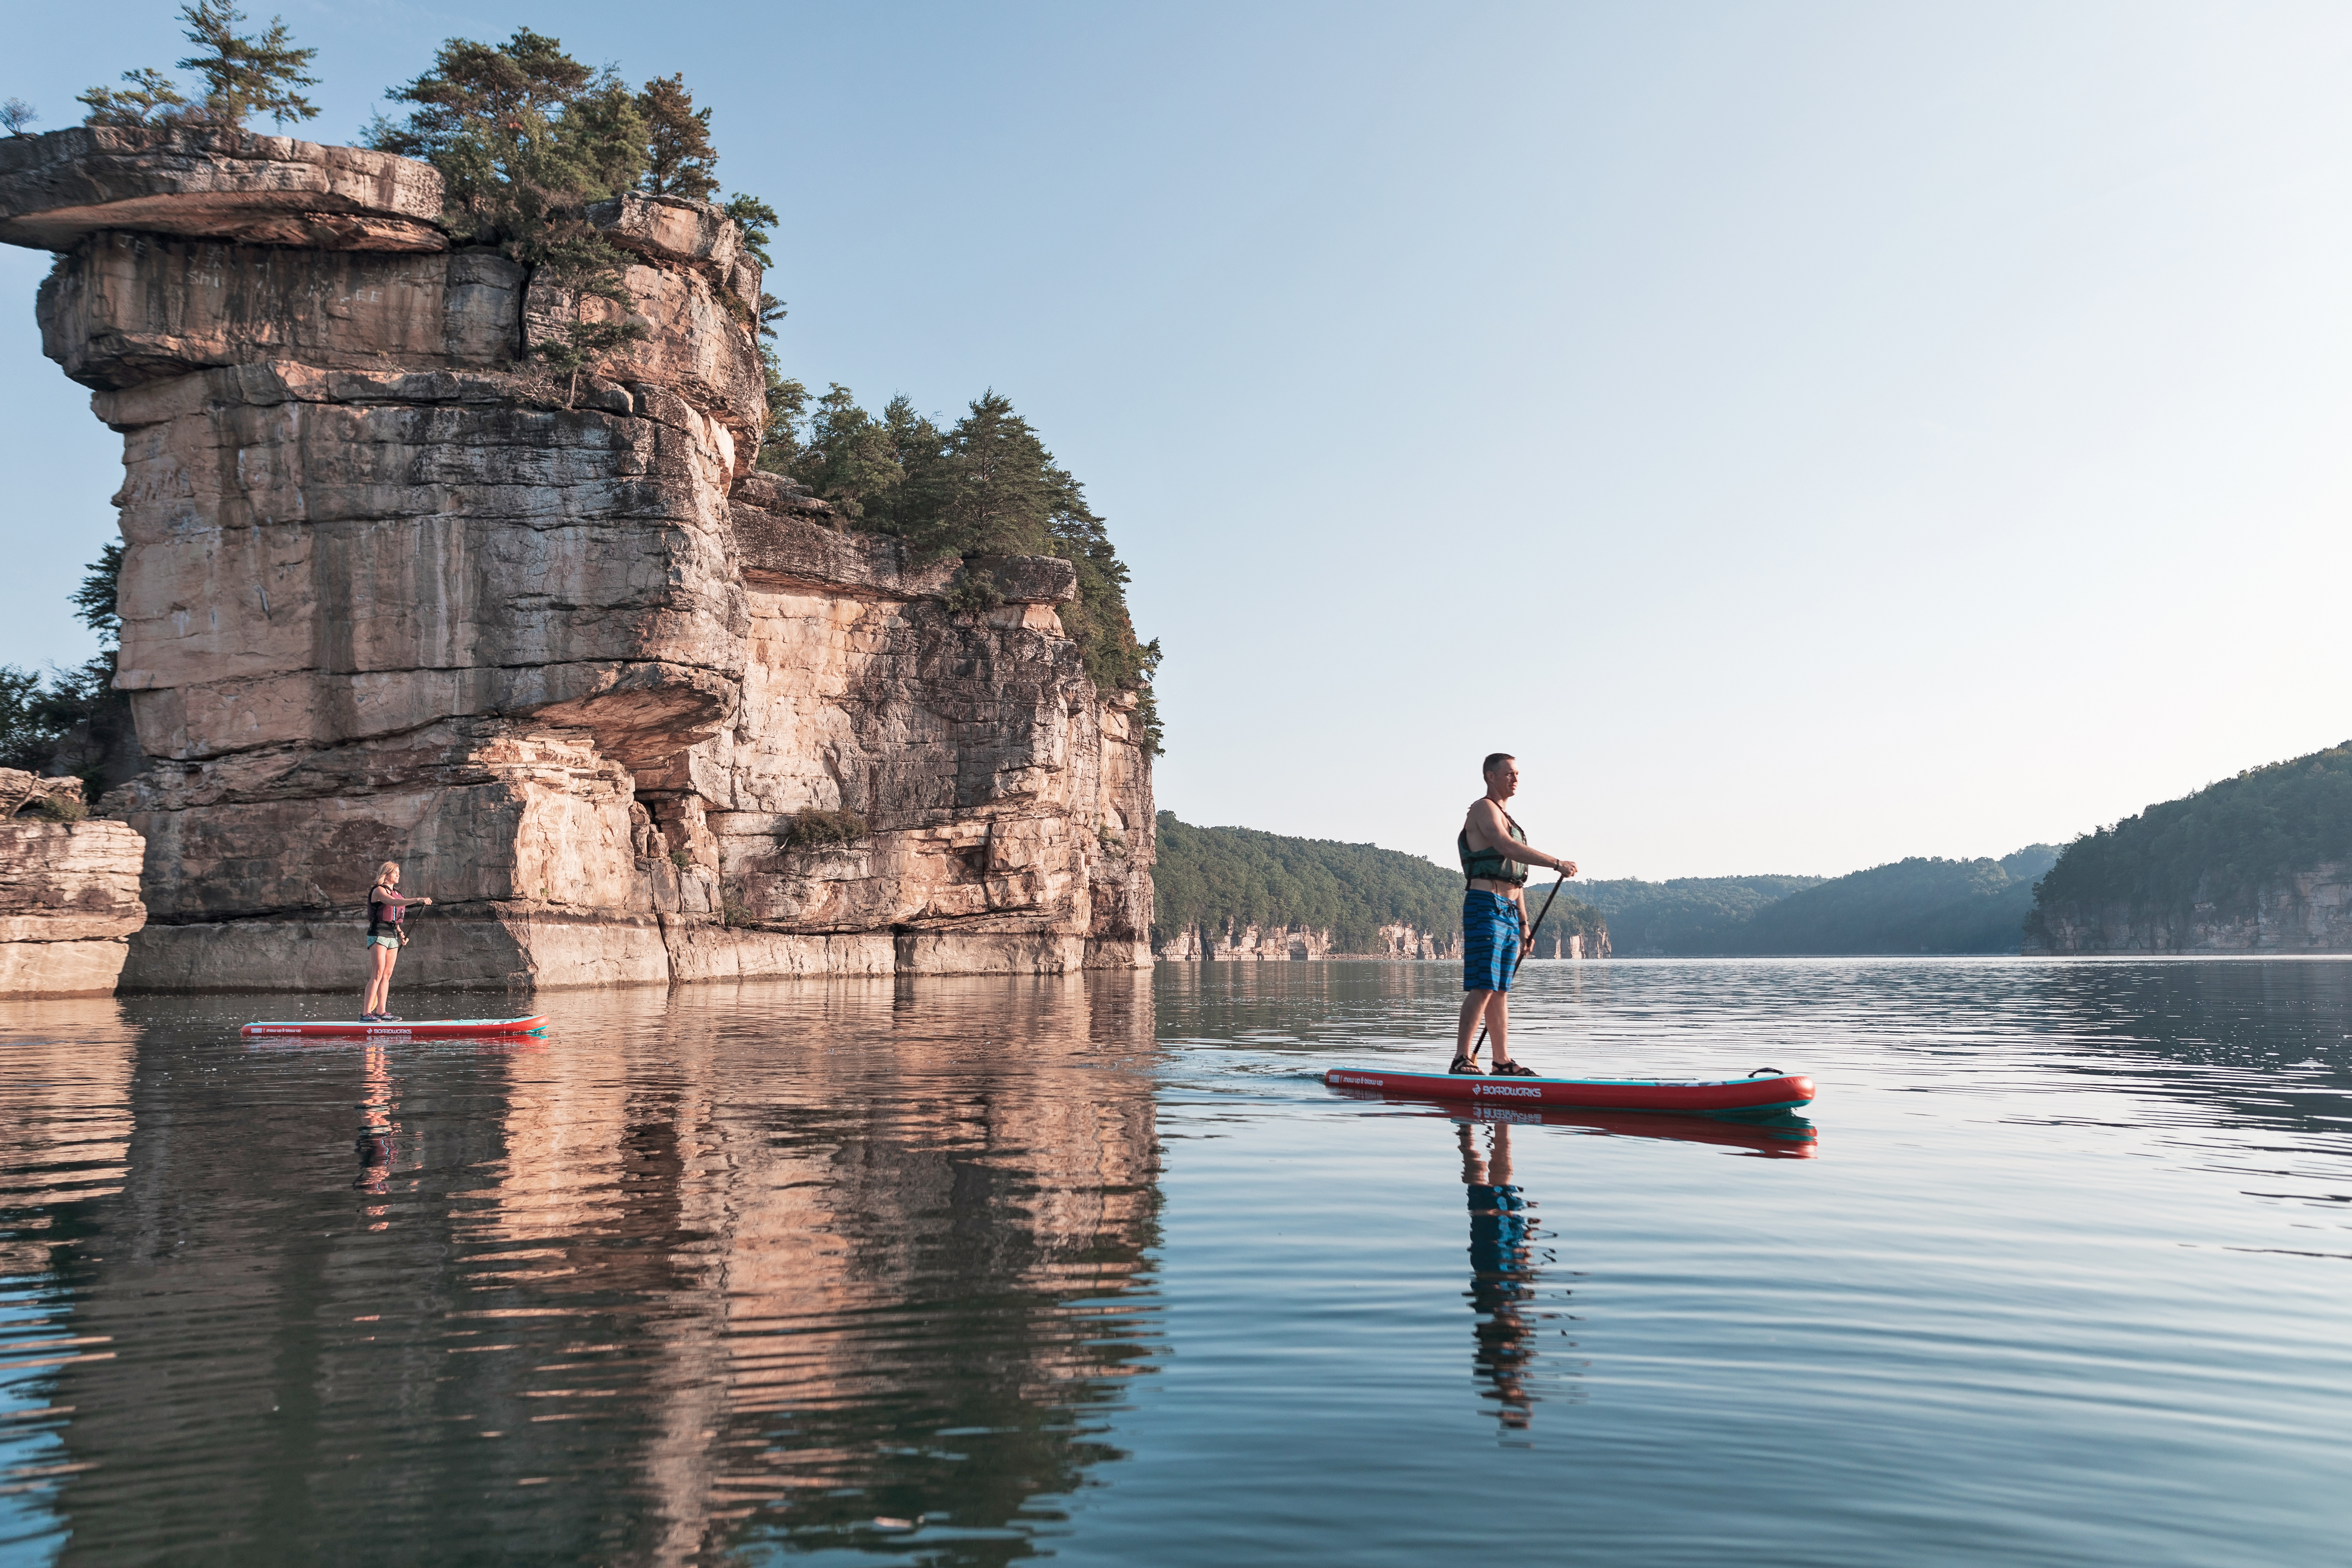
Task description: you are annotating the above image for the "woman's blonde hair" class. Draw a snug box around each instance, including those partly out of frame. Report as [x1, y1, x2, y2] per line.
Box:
[376, 860, 400, 884]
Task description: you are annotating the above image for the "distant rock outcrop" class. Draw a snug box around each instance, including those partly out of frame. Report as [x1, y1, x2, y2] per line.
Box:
[0, 770, 147, 997]
[2027, 864, 2352, 953]
[1151, 916, 1595, 961]
[2023, 743, 2352, 954]
[2, 127, 1152, 991]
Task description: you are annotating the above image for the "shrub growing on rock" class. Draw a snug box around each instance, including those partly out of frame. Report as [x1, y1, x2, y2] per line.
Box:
[32, 789, 88, 823]
[781, 811, 869, 850]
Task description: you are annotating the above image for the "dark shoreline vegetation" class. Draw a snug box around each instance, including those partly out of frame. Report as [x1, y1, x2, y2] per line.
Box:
[1152, 813, 1606, 955]
[13, 9, 1160, 759]
[2027, 740, 2352, 933]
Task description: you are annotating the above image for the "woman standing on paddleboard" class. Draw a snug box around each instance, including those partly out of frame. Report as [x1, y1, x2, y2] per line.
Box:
[361, 860, 432, 1022]
[1456, 753, 1576, 1076]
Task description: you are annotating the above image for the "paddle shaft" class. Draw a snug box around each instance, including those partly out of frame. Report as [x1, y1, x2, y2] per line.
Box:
[1470, 875, 1567, 1058]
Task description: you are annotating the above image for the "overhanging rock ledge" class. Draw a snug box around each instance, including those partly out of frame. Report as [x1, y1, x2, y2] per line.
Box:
[2, 127, 1154, 991]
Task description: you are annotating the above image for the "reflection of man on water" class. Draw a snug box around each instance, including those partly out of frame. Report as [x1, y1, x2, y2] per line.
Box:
[1458, 1119, 1539, 1429]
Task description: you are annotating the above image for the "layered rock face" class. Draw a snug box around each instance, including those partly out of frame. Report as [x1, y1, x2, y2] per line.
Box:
[2027, 864, 2352, 953]
[1152, 918, 1536, 960]
[1153, 915, 1603, 961]
[1523, 924, 1607, 959]
[3, 128, 1152, 991]
[1154, 920, 1335, 961]
[0, 770, 148, 996]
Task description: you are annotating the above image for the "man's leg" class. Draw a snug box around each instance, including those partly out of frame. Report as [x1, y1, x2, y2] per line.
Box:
[1457, 990, 1497, 1059]
[1485, 991, 1511, 1063]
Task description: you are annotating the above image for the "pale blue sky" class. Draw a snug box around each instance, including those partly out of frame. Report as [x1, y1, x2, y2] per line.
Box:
[4, 2, 2347, 878]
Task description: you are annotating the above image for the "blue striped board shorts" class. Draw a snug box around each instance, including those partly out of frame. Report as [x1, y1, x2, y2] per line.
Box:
[1462, 889, 1521, 993]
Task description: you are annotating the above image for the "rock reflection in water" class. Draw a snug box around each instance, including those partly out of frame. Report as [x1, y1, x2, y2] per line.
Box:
[12, 974, 1158, 1565]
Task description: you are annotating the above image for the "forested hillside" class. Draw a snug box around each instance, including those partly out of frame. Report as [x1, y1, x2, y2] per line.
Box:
[1571, 876, 1823, 955]
[1730, 848, 2056, 954]
[2029, 742, 2352, 931]
[1154, 814, 1605, 954]
[1572, 849, 2058, 955]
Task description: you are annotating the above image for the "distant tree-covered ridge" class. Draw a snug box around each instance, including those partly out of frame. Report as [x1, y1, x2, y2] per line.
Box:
[1572, 850, 2058, 955]
[1570, 876, 1824, 955]
[2028, 741, 2352, 935]
[1730, 848, 2056, 954]
[1153, 813, 1605, 956]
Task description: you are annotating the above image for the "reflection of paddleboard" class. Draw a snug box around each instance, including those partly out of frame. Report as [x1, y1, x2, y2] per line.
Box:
[1323, 1066, 1813, 1115]
[1327, 1082, 1818, 1156]
[240, 1015, 548, 1040]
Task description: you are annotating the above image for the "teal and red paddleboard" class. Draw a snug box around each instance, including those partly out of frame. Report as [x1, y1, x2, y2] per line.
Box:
[241, 1015, 548, 1040]
[1323, 1065, 1813, 1115]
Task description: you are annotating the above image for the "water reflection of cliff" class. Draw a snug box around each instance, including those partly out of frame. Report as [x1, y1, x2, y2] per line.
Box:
[28, 975, 1159, 1565]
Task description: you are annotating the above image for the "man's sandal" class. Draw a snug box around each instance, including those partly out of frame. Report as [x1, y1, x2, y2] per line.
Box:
[1448, 1054, 1484, 1075]
[1489, 1060, 1539, 1077]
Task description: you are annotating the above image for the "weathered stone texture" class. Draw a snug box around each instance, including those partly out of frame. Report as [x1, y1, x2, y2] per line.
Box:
[4, 129, 1152, 991]
[0, 771, 148, 995]
[525, 261, 766, 446]
[0, 127, 445, 252]
[42, 234, 523, 388]
[98, 363, 746, 764]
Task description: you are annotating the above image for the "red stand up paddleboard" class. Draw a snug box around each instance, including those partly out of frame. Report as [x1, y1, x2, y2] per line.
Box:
[1323, 1066, 1813, 1115]
[241, 1015, 549, 1040]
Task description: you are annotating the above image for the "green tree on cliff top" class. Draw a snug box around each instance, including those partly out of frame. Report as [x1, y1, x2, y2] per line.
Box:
[367, 30, 652, 400]
[637, 75, 719, 201]
[79, 3, 318, 129]
[771, 386, 1162, 749]
[366, 37, 782, 404]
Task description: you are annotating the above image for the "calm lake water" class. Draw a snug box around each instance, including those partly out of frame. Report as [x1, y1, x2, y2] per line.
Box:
[3, 958, 2349, 1565]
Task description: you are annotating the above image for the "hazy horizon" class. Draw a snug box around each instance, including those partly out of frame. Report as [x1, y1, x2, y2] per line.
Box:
[5, 2, 2347, 881]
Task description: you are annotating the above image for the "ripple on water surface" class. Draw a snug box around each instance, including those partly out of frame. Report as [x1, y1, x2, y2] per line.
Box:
[1, 960, 2348, 1565]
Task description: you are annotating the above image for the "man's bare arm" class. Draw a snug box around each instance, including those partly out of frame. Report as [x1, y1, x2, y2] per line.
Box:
[1465, 800, 1577, 877]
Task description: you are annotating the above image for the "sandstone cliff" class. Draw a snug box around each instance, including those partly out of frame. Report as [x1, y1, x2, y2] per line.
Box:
[2026, 864, 2352, 954]
[1, 127, 1153, 991]
[1150, 917, 1603, 961]
[0, 769, 147, 996]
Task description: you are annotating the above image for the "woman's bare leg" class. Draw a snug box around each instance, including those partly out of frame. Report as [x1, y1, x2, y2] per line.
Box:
[365, 946, 394, 1014]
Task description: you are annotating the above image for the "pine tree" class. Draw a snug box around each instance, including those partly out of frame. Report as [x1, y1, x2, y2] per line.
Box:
[912, 392, 1056, 562]
[723, 194, 779, 268]
[81, 4, 318, 129]
[78, 68, 190, 127]
[790, 385, 906, 525]
[0, 543, 128, 774]
[174, 1, 318, 127]
[71, 542, 124, 648]
[637, 75, 719, 201]
[368, 31, 652, 402]
[369, 31, 644, 242]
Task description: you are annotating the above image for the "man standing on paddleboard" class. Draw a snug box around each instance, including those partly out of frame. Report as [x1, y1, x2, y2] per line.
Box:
[1455, 753, 1576, 1075]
